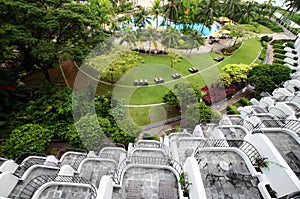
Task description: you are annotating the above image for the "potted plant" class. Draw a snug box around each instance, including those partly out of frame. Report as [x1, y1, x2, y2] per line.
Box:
[254, 156, 269, 169]
[179, 172, 190, 198]
[266, 184, 277, 198]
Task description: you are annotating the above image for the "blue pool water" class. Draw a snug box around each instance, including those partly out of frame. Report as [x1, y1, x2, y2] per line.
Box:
[128, 15, 220, 37]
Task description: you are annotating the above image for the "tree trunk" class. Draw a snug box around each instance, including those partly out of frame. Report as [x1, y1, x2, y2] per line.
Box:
[233, 36, 239, 46]
[42, 67, 51, 82]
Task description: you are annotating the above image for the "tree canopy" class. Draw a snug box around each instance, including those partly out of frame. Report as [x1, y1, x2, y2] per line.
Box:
[0, 0, 107, 81]
[248, 64, 291, 93]
[185, 102, 219, 127]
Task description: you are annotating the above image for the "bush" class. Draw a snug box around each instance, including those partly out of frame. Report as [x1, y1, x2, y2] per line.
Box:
[259, 48, 267, 60]
[273, 48, 287, 54]
[261, 35, 272, 42]
[142, 133, 159, 141]
[293, 57, 298, 61]
[226, 105, 239, 115]
[273, 58, 285, 64]
[286, 42, 295, 48]
[274, 53, 287, 60]
[239, 97, 252, 106]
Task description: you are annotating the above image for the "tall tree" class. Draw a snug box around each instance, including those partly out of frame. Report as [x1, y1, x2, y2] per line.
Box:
[238, 2, 256, 24]
[161, 27, 181, 48]
[133, 5, 152, 28]
[119, 25, 137, 48]
[222, 0, 240, 20]
[185, 30, 205, 55]
[151, 0, 162, 29]
[164, 0, 180, 25]
[199, 0, 220, 33]
[0, 0, 106, 82]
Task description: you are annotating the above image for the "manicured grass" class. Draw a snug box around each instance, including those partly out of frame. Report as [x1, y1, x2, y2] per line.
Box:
[97, 38, 262, 125]
[129, 86, 169, 105]
[128, 104, 180, 126]
[257, 24, 274, 34]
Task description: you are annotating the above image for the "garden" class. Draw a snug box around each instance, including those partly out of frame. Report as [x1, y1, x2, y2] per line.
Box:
[1, 0, 298, 158]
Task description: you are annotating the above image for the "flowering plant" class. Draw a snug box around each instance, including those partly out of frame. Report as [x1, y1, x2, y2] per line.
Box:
[254, 156, 269, 168]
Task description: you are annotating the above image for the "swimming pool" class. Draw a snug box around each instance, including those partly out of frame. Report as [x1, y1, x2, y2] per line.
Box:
[129, 15, 220, 37]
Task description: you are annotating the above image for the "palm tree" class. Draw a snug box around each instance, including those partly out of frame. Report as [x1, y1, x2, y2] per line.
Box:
[185, 30, 205, 56]
[199, 0, 220, 34]
[161, 27, 181, 49]
[142, 27, 159, 54]
[164, 0, 180, 25]
[133, 5, 152, 28]
[151, 0, 162, 29]
[119, 25, 137, 48]
[222, 0, 240, 20]
[90, 0, 114, 29]
[238, 2, 256, 24]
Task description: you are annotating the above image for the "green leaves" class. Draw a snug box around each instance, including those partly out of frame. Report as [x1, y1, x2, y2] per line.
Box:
[1, 124, 52, 159]
[248, 64, 291, 93]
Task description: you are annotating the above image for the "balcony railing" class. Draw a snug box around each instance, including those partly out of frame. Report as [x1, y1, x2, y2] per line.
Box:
[252, 119, 300, 135]
[220, 117, 256, 133]
[277, 96, 300, 105]
[18, 175, 97, 199]
[193, 139, 262, 166]
[113, 156, 184, 184]
[14, 158, 46, 178]
[269, 107, 289, 119]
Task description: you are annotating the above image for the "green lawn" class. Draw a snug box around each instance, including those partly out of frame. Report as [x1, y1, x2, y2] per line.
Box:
[128, 104, 180, 126]
[97, 38, 262, 125]
[257, 24, 274, 34]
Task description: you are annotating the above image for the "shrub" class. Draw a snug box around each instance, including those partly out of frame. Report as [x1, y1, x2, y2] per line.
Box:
[273, 53, 287, 60]
[226, 105, 239, 115]
[293, 57, 298, 61]
[273, 58, 285, 64]
[273, 48, 287, 54]
[259, 48, 267, 60]
[261, 35, 272, 42]
[286, 42, 295, 49]
[293, 62, 298, 67]
[239, 97, 251, 106]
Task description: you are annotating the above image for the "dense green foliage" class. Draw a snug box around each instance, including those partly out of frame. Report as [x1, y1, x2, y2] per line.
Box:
[0, 0, 107, 81]
[248, 64, 291, 93]
[226, 105, 240, 115]
[218, 64, 252, 87]
[1, 124, 52, 159]
[163, 83, 200, 109]
[185, 102, 219, 127]
[0, 83, 141, 156]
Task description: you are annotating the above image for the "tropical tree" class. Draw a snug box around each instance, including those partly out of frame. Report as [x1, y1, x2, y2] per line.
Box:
[133, 5, 152, 28]
[142, 28, 159, 53]
[151, 0, 162, 29]
[164, 0, 180, 25]
[119, 25, 137, 48]
[0, 0, 106, 82]
[238, 1, 256, 24]
[226, 24, 245, 46]
[161, 27, 181, 48]
[90, 0, 115, 29]
[185, 30, 205, 55]
[163, 83, 199, 110]
[222, 0, 241, 20]
[199, 0, 220, 33]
